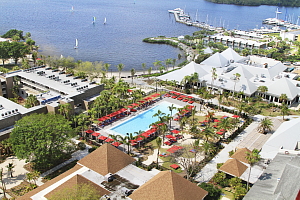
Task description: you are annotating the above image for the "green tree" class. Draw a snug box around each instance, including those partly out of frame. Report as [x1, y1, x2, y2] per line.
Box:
[10, 113, 75, 169]
[2, 29, 24, 40]
[0, 41, 11, 66]
[245, 148, 260, 191]
[233, 73, 241, 98]
[0, 168, 7, 199]
[234, 185, 247, 199]
[281, 103, 289, 120]
[153, 60, 162, 71]
[279, 93, 288, 105]
[257, 117, 273, 134]
[8, 41, 30, 65]
[58, 103, 72, 119]
[257, 86, 268, 99]
[198, 182, 221, 200]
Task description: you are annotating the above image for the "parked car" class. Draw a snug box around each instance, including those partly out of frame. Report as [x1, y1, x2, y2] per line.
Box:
[283, 61, 291, 66]
[293, 62, 300, 66]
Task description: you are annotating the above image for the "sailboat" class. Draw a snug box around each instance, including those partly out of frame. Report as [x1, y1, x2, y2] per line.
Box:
[103, 17, 107, 24]
[71, 6, 74, 12]
[92, 16, 96, 24]
[74, 39, 78, 49]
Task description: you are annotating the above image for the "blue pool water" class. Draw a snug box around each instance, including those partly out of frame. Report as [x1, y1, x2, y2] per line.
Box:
[108, 101, 181, 136]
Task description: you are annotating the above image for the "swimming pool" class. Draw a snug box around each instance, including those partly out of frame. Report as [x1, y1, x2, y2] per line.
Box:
[107, 101, 181, 136]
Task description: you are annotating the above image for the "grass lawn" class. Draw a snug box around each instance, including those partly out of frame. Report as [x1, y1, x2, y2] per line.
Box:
[220, 188, 235, 200]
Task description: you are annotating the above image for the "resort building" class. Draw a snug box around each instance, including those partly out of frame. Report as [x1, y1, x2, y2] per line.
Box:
[280, 30, 300, 42]
[203, 34, 267, 50]
[18, 143, 208, 200]
[158, 48, 299, 105]
[0, 66, 104, 137]
[244, 153, 300, 200]
[260, 117, 300, 160]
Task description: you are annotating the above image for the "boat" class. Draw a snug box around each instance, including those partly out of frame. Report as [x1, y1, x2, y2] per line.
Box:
[92, 16, 96, 24]
[74, 39, 78, 49]
[104, 17, 106, 24]
[71, 6, 74, 12]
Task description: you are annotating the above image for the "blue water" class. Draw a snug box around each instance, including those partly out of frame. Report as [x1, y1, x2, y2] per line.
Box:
[109, 101, 181, 136]
[1, 0, 300, 71]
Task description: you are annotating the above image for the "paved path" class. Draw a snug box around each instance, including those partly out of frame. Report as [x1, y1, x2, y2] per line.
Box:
[194, 120, 259, 183]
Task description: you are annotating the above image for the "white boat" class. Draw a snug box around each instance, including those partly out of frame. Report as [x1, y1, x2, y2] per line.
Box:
[92, 16, 96, 24]
[104, 17, 106, 24]
[71, 6, 74, 12]
[74, 39, 78, 49]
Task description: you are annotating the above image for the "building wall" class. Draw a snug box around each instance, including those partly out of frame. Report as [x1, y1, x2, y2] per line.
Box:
[70, 84, 104, 106]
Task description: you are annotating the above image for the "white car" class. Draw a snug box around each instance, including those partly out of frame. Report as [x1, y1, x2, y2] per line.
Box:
[293, 62, 300, 66]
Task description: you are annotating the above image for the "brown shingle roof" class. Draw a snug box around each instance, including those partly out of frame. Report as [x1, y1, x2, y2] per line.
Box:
[45, 174, 109, 199]
[17, 164, 83, 200]
[129, 171, 208, 200]
[219, 158, 248, 177]
[231, 148, 251, 164]
[78, 143, 135, 175]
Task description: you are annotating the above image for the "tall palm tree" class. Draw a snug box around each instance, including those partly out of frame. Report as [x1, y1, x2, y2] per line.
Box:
[155, 137, 162, 168]
[141, 63, 146, 75]
[246, 149, 260, 191]
[116, 63, 124, 79]
[153, 60, 162, 72]
[257, 118, 273, 134]
[192, 139, 201, 163]
[210, 67, 217, 94]
[104, 63, 111, 76]
[200, 141, 216, 159]
[6, 163, 14, 178]
[165, 58, 172, 71]
[25, 94, 39, 108]
[58, 103, 71, 119]
[219, 117, 232, 139]
[168, 104, 176, 127]
[233, 73, 241, 98]
[130, 68, 136, 84]
[172, 58, 176, 70]
[281, 103, 289, 120]
[190, 72, 199, 93]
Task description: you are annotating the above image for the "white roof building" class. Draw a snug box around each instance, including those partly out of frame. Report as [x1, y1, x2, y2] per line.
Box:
[260, 117, 300, 159]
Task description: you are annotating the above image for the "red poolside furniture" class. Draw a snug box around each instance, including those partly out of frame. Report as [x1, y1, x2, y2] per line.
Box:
[98, 136, 108, 140]
[172, 96, 177, 99]
[216, 131, 224, 135]
[188, 101, 194, 104]
[183, 99, 188, 102]
[164, 141, 172, 146]
[177, 97, 183, 101]
[170, 164, 180, 169]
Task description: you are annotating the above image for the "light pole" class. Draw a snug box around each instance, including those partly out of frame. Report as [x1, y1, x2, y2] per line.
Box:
[155, 78, 158, 92]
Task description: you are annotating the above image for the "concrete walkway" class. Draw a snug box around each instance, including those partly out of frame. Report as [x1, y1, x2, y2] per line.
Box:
[194, 120, 259, 183]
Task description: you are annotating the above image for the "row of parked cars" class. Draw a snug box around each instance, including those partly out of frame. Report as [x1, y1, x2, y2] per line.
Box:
[283, 61, 300, 66]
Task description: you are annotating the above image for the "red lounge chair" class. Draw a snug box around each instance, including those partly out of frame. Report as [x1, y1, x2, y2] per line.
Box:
[188, 101, 194, 104]
[164, 141, 172, 146]
[177, 97, 183, 101]
[172, 96, 177, 99]
[183, 99, 188, 102]
[130, 108, 137, 112]
[170, 164, 180, 169]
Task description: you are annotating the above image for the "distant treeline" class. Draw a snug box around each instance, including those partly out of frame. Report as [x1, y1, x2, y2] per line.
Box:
[205, 0, 300, 7]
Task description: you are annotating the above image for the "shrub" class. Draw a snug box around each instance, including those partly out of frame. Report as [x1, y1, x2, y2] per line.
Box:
[88, 147, 97, 153]
[77, 142, 86, 150]
[199, 182, 222, 200]
[217, 163, 224, 169]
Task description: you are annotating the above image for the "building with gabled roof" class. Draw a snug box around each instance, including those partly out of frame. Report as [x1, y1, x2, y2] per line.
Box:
[219, 158, 248, 177]
[231, 148, 252, 164]
[244, 153, 300, 200]
[129, 170, 208, 200]
[18, 143, 207, 200]
[77, 142, 135, 175]
[201, 52, 229, 68]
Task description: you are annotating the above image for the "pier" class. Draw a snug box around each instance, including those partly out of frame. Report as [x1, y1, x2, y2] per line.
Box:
[168, 8, 225, 32]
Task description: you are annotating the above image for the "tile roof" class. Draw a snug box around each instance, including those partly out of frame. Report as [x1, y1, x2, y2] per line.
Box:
[129, 170, 208, 200]
[219, 158, 248, 177]
[78, 143, 135, 175]
[231, 148, 252, 164]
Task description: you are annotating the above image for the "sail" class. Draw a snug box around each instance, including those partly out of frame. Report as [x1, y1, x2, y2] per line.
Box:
[74, 39, 78, 49]
[93, 16, 96, 23]
[104, 17, 106, 24]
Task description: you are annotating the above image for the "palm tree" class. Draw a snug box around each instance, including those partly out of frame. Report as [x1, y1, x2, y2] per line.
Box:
[104, 63, 111, 75]
[257, 118, 273, 134]
[130, 68, 136, 84]
[233, 73, 241, 98]
[147, 67, 152, 79]
[0, 168, 7, 199]
[58, 103, 71, 119]
[281, 103, 289, 120]
[155, 137, 162, 168]
[165, 58, 172, 71]
[141, 63, 146, 75]
[257, 86, 268, 99]
[279, 93, 288, 105]
[172, 58, 176, 70]
[168, 104, 176, 127]
[6, 163, 14, 178]
[153, 60, 162, 72]
[210, 67, 217, 94]
[200, 141, 216, 159]
[192, 139, 201, 163]
[190, 72, 199, 93]
[246, 149, 260, 191]
[116, 63, 124, 79]
[219, 117, 232, 139]
[202, 126, 218, 142]
[25, 94, 39, 108]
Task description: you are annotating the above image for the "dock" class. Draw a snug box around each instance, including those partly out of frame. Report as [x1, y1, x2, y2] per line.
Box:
[168, 8, 225, 32]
